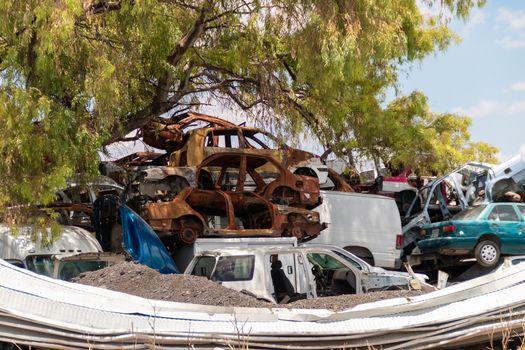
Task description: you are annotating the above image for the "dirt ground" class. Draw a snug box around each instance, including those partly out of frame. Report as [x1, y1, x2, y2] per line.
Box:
[74, 262, 424, 311]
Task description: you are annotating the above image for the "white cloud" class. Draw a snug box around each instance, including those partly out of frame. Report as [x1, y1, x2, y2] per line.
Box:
[497, 9, 525, 30]
[507, 100, 525, 114]
[453, 99, 525, 118]
[511, 81, 525, 91]
[452, 100, 501, 118]
[498, 35, 525, 49]
[496, 8, 525, 48]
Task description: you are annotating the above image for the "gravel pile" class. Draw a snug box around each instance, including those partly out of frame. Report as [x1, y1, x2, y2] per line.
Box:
[74, 262, 425, 311]
[73, 262, 271, 308]
[287, 290, 424, 311]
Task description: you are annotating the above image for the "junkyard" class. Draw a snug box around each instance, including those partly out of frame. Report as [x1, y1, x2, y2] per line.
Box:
[1, 109, 525, 349]
[2, 1, 525, 349]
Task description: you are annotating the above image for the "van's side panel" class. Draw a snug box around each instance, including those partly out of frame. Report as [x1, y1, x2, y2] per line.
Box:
[312, 191, 402, 269]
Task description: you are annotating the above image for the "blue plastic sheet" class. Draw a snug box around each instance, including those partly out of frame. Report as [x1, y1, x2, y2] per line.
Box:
[120, 205, 179, 274]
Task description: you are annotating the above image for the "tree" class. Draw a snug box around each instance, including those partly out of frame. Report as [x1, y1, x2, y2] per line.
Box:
[0, 0, 491, 207]
[334, 91, 498, 175]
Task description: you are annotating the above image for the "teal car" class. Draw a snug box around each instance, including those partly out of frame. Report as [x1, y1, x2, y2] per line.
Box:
[418, 203, 525, 267]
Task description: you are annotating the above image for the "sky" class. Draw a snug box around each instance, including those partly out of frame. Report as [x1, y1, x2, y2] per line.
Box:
[399, 0, 525, 161]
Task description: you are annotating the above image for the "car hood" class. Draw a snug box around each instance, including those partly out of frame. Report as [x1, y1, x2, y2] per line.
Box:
[368, 266, 429, 281]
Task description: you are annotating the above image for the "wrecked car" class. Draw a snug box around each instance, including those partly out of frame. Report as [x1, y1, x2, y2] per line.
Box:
[50, 176, 124, 231]
[185, 245, 430, 304]
[126, 152, 325, 245]
[402, 157, 525, 255]
[128, 151, 321, 208]
[418, 202, 525, 267]
[139, 112, 352, 192]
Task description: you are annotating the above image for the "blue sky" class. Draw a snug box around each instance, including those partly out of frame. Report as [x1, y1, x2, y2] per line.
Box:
[399, 0, 525, 161]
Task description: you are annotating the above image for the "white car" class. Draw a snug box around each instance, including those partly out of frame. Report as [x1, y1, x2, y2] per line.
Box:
[185, 245, 430, 304]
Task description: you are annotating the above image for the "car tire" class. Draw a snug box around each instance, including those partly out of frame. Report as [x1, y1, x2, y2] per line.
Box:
[474, 240, 500, 267]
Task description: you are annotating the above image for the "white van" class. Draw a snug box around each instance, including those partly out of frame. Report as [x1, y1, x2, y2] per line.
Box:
[311, 191, 403, 269]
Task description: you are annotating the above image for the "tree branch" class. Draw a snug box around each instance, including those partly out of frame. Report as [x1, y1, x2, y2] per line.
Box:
[84, 1, 125, 15]
[152, 4, 208, 113]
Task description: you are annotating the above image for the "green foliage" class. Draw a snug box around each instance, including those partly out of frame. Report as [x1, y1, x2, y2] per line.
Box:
[354, 91, 498, 175]
[0, 0, 495, 208]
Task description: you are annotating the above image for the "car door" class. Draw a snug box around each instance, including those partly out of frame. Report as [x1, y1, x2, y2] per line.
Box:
[486, 204, 523, 253]
[517, 205, 525, 243]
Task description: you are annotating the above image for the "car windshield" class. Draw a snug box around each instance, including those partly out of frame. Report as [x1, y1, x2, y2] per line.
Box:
[452, 205, 487, 220]
[25, 255, 54, 277]
[332, 251, 363, 270]
[57, 260, 108, 281]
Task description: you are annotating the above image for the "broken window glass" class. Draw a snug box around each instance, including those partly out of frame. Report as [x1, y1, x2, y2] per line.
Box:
[211, 255, 255, 282]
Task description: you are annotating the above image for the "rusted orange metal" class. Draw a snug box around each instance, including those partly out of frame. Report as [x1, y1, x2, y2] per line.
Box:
[327, 168, 355, 192]
[144, 187, 323, 245]
[143, 152, 325, 245]
[142, 112, 237, 151]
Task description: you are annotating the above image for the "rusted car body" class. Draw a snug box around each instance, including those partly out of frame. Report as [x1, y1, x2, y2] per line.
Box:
[144, 187, 323, 245]
[139, 152, 325, 245]
[142, 112, 237, 151]
[139, 112, 355, 189]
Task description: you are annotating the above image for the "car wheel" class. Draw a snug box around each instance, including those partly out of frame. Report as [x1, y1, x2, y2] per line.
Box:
[474, 240, 500, 267]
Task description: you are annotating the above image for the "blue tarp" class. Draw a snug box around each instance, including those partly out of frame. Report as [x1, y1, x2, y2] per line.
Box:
[120, 205, 179, 274]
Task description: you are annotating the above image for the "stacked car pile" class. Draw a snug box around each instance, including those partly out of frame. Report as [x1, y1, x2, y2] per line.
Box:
[101, 112, 354, 250]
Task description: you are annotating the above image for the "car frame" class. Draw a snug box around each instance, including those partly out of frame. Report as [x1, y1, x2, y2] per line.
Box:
[403, 156, 525, 256]
[140, 152, 325, 245]
[139, 112, 354, 192]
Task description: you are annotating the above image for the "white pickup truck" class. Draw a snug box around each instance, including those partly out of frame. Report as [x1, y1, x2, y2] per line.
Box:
[184, 245, 429, 304]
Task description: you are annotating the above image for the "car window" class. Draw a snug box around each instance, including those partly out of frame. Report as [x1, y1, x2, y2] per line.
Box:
[204, 130, 240, 148]
[243, 131, 278, 149]
[453, 205, 486, 220]
[518, 205, 525, 218]
[191, 256, 216, 279]
[307, 253, 346, 269]
[24, 255, 54, 277]
[211, 255, 255, 282]
[488, 205, 520, 222]
[218, 168, 240, 191]
[58, 261, 108, 281]
[332, 251, 363, 270]
[306, 253, 356, 296]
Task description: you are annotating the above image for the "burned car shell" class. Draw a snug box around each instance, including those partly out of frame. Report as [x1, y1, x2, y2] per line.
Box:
[136, 152, 323, 245]
[144, 186, 323, 245]
[167, 126, 330, 184]
[184, 246, 424, 304]
[141, 112, 330, 185]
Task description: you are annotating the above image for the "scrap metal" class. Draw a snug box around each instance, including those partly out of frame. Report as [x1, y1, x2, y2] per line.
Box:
[2, 258, 525, 348]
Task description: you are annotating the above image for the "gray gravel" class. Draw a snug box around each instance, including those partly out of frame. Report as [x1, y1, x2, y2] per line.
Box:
[74, 262, 425, 311]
